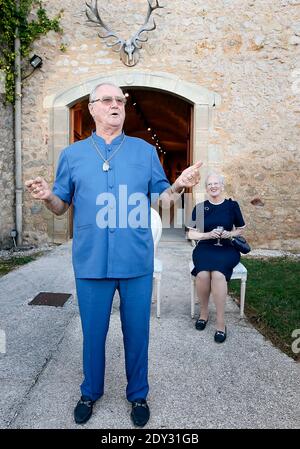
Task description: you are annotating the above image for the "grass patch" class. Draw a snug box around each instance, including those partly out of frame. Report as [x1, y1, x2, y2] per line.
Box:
[0, 254, 41, 277]
[229, 257, 300, 361]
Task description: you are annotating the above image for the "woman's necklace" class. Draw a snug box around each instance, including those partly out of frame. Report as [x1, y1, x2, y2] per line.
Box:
[90, 134, 125, 171]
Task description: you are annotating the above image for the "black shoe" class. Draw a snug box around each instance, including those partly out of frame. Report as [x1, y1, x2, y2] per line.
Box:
[130, 398, 150, 427]
[214, 327, 227, 343]
[74, 396, 94, 424]
[195, 318, 208, 331]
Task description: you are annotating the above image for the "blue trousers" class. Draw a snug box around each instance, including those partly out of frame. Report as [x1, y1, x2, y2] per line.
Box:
[75, 274, 153, 402]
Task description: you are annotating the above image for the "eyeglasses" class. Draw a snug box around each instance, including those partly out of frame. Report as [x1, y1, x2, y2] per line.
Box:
[207, 182, 221, 187]
[90, 96, 127, 106]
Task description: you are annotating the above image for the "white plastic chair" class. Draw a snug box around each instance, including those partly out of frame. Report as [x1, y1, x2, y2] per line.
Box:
[189, 261, 247, 318]
[151, 208, 163, 318]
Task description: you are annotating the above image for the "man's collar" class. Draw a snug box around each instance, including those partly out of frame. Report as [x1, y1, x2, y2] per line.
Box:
[92, 130, 125, 145]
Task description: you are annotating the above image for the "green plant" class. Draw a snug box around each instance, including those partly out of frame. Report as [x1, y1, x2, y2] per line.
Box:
[0, 254, 40, 276]
[0, 0, 63, 103]
[229, 257, 300, 360]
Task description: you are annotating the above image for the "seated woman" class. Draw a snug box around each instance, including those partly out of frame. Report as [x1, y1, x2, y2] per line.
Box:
[187, 173, 246, 343]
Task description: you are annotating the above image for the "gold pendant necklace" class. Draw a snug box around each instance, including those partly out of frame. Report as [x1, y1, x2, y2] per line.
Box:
[90, 134, 125, 171]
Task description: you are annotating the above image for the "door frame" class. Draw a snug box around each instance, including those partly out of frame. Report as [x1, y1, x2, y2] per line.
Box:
[44, 71, 221, 242]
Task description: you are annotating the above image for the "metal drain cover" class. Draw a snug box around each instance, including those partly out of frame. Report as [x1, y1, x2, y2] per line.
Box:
[28, 292, 72, 307]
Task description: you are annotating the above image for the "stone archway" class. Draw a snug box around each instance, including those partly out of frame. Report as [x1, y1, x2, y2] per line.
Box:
[44, 71, 221, 242]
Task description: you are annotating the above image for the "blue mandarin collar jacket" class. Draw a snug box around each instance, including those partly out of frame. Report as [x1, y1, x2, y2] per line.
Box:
[53, 132, 170, 278]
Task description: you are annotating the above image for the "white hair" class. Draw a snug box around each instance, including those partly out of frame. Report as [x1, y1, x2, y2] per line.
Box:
[205, 172, 225, 187]
[89, 82, 124, 102]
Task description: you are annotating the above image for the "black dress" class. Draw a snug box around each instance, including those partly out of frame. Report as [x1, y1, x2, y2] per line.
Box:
[190, 198, 245, 281]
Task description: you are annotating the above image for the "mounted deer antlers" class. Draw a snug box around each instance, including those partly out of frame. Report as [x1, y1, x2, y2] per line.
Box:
[86, 0, 164, 66]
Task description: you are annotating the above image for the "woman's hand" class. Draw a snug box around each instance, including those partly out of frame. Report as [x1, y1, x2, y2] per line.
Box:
[207, 229, 223, 239]
[220, 230, 232, 239]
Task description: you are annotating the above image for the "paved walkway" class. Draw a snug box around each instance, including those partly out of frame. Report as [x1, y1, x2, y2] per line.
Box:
[0, 241, 299, 429]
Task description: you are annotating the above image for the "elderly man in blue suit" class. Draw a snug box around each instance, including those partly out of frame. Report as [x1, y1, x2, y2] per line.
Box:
[25, 82, 201, 427]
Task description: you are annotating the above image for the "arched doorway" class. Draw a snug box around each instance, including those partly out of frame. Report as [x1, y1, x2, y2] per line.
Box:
[44, 71, 220, 243]
[70, 88, 192, 238]
[70, 88, 192, 181]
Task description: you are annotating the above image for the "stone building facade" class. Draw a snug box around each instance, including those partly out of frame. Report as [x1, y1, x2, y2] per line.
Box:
[2, 0, 300, 249]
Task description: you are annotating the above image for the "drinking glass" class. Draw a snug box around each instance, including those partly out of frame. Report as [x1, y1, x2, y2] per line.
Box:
[214, 226, 224, 246]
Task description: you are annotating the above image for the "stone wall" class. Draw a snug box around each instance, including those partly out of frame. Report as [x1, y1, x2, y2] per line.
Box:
[0, 96, 14, 248]
[20, 0, 300, 250]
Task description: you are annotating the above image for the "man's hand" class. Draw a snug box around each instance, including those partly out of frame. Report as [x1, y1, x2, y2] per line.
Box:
[25, 177, 69, 216]
[25, 177, 52, 201]
[172, 161, 202, 192]
[160, 161, 203, 208]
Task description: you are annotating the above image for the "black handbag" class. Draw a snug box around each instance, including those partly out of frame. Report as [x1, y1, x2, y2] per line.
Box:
[231, 236, 251, 254]
[228, 198, 251, 254]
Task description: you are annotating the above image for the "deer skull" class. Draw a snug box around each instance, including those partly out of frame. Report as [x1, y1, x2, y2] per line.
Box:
[86, 0, 163, 67]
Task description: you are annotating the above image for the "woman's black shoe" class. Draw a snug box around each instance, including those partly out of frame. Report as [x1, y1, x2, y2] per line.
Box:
[195, 318, 208, 331]
[214, 327, 227, 343]
[74, 396, 94, 424]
